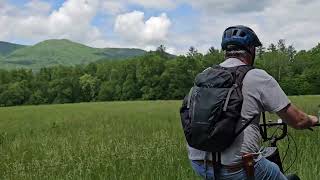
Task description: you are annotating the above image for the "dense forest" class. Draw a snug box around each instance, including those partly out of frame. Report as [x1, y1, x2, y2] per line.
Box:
[0, 40, 319, 107]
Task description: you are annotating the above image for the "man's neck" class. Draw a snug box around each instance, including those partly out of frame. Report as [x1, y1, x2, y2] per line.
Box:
[226, 55, 252, 65]
[226, 57, 249, 65]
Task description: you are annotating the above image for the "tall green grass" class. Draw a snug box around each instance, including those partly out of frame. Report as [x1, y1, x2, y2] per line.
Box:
[0, 96, 319, 179]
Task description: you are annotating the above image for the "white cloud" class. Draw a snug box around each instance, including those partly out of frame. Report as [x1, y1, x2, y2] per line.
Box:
[114, 11, 171, 45]
[101, 1, 127, 15]
[1, 0, 320, 54]
[129, 0, 177, 9]
[99, 0, 177, 15]
[168, 0, 320, 53]
[47, 0, 100, 40]
[87, 39, 122, 48]
[166, 46, 177, 54]
[25, 0, 52, 15]
[0, 0, 102, 44]
[0, 0, 176, 51]
[186, 0, 270, 14]
[258, 0, 320, 49]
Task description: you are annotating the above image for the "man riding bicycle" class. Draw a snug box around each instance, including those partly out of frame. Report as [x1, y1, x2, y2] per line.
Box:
[182, 25, 319, 180]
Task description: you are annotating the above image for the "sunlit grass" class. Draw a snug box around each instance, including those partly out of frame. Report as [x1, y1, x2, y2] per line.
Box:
[0, 96, 319, 179]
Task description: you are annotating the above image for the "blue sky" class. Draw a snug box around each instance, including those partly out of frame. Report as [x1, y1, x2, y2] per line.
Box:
[1, 0, 320, 54]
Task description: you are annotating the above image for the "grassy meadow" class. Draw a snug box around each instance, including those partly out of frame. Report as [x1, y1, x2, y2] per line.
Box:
[0, 96, 320, 179]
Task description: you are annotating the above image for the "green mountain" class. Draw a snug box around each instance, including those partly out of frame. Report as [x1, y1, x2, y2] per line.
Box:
[0, 39, 146, 70]
[0, 41, 26, 56]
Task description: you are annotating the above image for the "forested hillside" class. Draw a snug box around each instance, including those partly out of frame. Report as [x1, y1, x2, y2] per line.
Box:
[0, 40, 319, 107]
[0, 41, 26, 56]
[0, 39, 146, 70]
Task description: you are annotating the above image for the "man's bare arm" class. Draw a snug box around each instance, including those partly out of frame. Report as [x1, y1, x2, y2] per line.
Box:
[276, 104, 318, 129]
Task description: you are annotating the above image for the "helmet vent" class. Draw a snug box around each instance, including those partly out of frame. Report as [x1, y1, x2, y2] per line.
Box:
[240, 31, 246, 37]
[226, 30, 232, 37]
[232, 30, 238, 36]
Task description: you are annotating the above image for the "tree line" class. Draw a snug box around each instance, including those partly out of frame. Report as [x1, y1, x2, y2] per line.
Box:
[0, 40, 319, 107]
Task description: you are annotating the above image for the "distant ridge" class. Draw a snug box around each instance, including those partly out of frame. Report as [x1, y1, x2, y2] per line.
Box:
[0, 41, 26, 56]
[0, 39, 146, 70]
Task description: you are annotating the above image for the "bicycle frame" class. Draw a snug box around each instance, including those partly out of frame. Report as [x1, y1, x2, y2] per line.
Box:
[259, 113, 286, 172]
[259, 112, 320, 173]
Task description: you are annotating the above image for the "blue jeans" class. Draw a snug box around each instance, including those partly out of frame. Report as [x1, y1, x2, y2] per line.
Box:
[190, 157, 287, 180]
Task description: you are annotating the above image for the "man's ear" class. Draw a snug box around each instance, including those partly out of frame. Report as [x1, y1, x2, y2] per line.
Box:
[249, 46, 256, 65]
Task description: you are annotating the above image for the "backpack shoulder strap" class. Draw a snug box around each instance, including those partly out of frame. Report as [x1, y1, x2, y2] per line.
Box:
[234, 65, 254, 88]
[212, 65, 254, 87]
[232, 65, 255, 137]
[234, 115, 259, 137]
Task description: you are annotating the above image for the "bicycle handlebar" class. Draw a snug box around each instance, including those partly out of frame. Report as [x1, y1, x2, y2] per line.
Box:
[259, 122, 287, 142]
[259, 122, 320, 143]
[260, 122, 320, 127]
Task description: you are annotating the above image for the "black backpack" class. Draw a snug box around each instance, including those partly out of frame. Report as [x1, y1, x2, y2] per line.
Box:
[180, 65, 254, 152]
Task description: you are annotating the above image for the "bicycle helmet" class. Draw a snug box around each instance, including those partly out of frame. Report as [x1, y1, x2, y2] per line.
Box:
[221, 25, 262, 51]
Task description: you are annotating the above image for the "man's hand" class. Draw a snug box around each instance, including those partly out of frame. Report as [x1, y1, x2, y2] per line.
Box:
[308, 115, 319, 126]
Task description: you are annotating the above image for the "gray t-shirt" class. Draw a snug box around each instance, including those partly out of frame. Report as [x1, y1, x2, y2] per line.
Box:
[187, 58, 290, 165]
